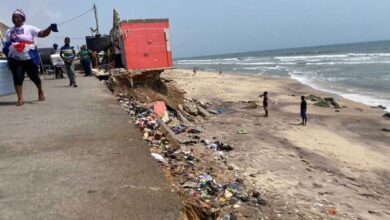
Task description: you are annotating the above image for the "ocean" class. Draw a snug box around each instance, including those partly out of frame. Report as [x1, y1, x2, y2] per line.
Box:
[0, 60, 14, 96]
[175, 40, 390, 111]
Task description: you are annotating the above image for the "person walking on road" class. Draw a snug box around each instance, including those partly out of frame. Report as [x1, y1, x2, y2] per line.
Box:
[300, 96, 307, 125]
[2, 9, 58, 106]
[60, 37, 77, 87]
[78, 45, 93, 76]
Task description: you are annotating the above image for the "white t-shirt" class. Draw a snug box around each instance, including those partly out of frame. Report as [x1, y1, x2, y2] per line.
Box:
[6, 24, 41, 60]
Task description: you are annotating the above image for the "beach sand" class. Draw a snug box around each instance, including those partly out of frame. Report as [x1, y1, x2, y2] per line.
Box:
[163, 69, 390, 220]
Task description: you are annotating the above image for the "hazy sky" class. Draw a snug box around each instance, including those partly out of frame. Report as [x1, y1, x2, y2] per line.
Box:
[1, 0, 390, 58]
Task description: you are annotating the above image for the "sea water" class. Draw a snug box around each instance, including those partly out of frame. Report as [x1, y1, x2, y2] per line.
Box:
[175, 40, 390, 111]
[0, 60, 14, 96]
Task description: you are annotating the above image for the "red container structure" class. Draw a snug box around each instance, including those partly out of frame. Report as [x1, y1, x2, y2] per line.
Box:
[118, 19, 172, 70]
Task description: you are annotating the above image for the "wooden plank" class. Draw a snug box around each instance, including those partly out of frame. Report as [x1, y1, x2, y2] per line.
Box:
[155, 115, 183, 151]
[131, 99, 183, 150]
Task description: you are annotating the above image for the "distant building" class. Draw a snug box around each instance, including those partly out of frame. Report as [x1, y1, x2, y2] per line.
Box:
[0, 22, 8, 38]
[0, 22, 9, 58]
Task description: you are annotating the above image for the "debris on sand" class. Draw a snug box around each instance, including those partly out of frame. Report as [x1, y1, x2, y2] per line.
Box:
[310, 95, 341, 109]
[314, 99, 331, 108]
[115, 92, 266, 219]
[324, 97, 341, 109]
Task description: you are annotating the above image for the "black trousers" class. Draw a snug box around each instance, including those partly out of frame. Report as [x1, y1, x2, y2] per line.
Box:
[8, 58, 41, 86]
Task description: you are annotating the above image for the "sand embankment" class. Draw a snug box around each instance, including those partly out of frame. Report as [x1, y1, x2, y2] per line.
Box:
[163, 69, 390, 220]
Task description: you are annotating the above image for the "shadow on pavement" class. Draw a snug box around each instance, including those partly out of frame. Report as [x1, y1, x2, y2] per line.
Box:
[0, 101, 37, 106]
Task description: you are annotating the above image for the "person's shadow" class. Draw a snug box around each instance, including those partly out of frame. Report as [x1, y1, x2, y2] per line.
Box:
[289, 123, 303, 126]
[0, 101, 37, 106]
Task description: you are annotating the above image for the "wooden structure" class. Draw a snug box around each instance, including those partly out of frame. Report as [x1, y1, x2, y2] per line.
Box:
[110, 9, 173, 80]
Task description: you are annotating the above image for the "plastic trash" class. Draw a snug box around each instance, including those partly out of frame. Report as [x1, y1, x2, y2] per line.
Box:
[201, 139, 211, 145]
[238, 192, 249, 202]
[328, 208, 337, 215]
[217, 108, 225, 113]
[201, 191, 209, 198]
[51, 23, 59, 32]
[217, 143, 233, 151]
[224, 189, 233, 199]
[199, 174, 213, 182]
[187, 128, 202, 134]
[207, 143, 218, 149]
[162, 111, 170, 123]
[151, 153, 165, 162]
[257, 198, 267, 206]
[182, 181, 198, 188]
[237, 129, 248, 134]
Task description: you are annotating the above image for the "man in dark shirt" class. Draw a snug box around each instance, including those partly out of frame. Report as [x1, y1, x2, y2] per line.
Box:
[300, 96, 307, 125]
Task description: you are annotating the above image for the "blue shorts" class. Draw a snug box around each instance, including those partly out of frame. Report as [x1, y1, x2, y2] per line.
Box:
[301, 112, 307, 118]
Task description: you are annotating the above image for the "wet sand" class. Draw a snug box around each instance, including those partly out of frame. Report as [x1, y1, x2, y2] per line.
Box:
[163, 69, 390, 220]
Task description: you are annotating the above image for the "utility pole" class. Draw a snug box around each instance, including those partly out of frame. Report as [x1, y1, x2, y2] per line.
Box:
[94, 3, 100, 35]
[90, 3, 100, 35]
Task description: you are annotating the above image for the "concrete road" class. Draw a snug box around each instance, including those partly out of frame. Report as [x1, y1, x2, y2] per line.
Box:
[0, 76, 181, 220]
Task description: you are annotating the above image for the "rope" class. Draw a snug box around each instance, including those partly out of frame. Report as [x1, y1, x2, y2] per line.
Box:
[46, 36, 85, 40]
[57, 8, 94, 26]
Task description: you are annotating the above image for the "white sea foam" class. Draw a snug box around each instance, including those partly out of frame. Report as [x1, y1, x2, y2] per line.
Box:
[289, 71, 390, 112]
[243, 67, 262, 70]
[307, 61, 390, 65]
[237, 62, 276, 65]
[276, 53, 390, 62]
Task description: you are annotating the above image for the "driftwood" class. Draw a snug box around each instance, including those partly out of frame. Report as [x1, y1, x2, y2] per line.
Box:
[183, 102, 198, 116]
[155, 115, 184, 150]
[177, 110, 191, 126]
[196, 104, 210, 118]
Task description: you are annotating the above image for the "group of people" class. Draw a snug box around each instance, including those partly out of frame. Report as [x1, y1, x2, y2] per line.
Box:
[1, 9, 96, 106]
[2, 8, 307, 127]
[260, 91, 307, 126]
[58, 37, 94, 87]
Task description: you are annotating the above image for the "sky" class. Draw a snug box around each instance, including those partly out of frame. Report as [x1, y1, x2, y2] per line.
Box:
[1, 0, 390, 58]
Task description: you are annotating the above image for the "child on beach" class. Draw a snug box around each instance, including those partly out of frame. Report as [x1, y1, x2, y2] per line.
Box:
[300, 96, 307, 125]
[259, 91, 269, 117]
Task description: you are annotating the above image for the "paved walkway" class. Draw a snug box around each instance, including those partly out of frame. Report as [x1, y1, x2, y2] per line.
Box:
[0, 76, 181, 220]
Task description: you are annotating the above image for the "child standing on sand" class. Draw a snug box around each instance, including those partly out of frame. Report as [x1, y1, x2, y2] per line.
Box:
[301, 96, 307, 125]
[259, 91, 269, 117]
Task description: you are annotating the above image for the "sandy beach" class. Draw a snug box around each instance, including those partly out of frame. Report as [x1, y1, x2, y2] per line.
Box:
[162, 69, 390, 219]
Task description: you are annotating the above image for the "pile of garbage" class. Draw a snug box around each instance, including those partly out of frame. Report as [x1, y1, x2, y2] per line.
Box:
[117, 93, 267, 218]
